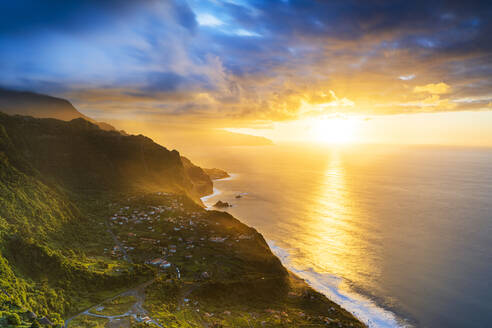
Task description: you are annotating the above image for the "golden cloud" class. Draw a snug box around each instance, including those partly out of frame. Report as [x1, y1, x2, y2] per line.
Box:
[413, 82, 450, 94]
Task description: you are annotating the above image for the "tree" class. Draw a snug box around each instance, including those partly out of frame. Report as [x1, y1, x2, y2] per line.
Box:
[7, 313, 21, 325]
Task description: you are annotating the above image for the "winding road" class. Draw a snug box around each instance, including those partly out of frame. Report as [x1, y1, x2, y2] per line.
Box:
[65, 276, 163, 328]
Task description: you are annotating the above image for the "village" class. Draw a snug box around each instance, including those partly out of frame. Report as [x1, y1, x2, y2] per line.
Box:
[104, 192, 256, 279]
[66, 192, 365, 328]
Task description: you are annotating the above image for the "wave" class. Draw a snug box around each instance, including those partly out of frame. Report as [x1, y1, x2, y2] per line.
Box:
[267, 240, 411, 328]
[200, 173, 238, 208]
[201, 187, 222, 204]
[213, 173, 239, 182]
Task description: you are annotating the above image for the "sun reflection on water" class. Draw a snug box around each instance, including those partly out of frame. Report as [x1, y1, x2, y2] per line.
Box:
[299, 149, 378, 293]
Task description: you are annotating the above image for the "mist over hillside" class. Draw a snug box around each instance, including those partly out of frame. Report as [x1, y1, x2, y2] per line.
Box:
[0, 89, 116, 132]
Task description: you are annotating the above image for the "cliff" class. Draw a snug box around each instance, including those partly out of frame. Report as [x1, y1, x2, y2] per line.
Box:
[181, 156, 214, 197]
[0, 113, 211, 202]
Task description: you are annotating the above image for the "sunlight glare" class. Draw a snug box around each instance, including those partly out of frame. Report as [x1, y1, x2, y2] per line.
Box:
[310, 117, 359, 144]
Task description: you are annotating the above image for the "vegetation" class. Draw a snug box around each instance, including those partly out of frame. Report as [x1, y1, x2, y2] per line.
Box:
[0, 112, 364, 327]
[67, 315, 108, 328]
[89, 296, 136, 316]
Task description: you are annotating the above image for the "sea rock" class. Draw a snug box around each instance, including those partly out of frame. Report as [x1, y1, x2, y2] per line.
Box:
[213, 200, 231, 208]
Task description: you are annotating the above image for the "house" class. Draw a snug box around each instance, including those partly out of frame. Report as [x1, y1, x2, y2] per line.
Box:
[238, 234, 253, 240]
[148, 258, 164, 265]
[209, 236, 227, 243]
[147, 258, 171, 268]
[160, 260, 171, 268]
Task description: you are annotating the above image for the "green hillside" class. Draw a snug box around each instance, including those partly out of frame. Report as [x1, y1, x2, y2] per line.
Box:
[0, 116, 153, 327]
[0, 113, 211, 201]
[0, 112, 364, 328]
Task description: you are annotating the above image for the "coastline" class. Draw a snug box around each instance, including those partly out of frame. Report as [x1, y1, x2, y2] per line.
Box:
[268, 241, 408, 328]
[200, 173, 238, 207]
[201, 175, 408, 328]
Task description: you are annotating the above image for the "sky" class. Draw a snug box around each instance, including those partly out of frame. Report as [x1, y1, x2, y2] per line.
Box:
[1, 0, 492, 145]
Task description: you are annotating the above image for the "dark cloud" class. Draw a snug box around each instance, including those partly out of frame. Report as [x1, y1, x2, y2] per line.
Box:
[145, 72, 185, 92]
[0, 0, 149, 36]
[172, 1, 198, 32]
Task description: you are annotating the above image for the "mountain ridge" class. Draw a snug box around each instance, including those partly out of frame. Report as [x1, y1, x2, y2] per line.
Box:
[0, 88, 116, 132]
[0, 113, 211, 203]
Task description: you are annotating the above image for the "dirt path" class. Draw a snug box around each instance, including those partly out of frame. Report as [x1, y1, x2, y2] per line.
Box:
[176, 283, 198, 311]
[65, 276, 162, 328]
[106, 222, 132, 263]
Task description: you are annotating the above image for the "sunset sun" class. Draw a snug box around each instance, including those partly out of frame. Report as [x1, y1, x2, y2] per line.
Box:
[310, 117, 359, 144]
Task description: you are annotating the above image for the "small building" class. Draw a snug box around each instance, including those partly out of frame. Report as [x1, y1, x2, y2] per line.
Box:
[238, 234, 253, 240]
[209, 236, 227, 243]
[160, 261, 171, 268]
[147, 258, 171, 269]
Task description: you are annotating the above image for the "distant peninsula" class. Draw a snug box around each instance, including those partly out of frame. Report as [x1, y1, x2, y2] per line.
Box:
[203, 168, 230, 180]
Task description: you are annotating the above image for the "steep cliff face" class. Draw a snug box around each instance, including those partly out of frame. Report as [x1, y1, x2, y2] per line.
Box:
[181, 156, 214, 197]
[0, 113, 210, 201]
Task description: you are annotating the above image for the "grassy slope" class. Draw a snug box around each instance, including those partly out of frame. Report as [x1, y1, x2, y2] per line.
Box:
[0, 116, 155, 326]
[0, 113, 364, 328]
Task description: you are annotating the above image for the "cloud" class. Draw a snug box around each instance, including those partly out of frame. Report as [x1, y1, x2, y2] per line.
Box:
[413, 82, 451, 94]
[197, 13, 223, 27]
[301, 90, 355, 113]
[399, 74, 415, 81]
[233, 29, 261, 37]
[0, 0, 491, 125]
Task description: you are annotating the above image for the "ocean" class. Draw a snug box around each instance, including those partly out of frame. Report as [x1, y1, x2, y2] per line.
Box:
[192, 143, 492, 328]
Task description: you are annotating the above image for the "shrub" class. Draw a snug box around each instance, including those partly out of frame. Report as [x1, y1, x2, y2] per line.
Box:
[7, 313, 21, 325]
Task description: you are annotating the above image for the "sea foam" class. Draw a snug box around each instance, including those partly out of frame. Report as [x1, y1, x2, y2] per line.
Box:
[267, 240, 411, 328]
[201, 173, 410, 328]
